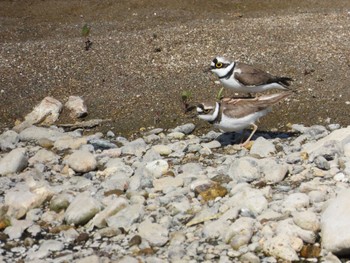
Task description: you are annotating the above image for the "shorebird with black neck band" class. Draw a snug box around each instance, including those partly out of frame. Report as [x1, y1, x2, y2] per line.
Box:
[208, 57, 293, 95]
[196, 92, 292, 146]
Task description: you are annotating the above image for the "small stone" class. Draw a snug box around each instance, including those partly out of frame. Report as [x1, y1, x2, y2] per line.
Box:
[152, 145, 172, 155]
[28, 148, 59, 165]
[300, 244, 321, 258]
[172, 123, 195, 134]
[49, 193, 73, 213]
[145, 159, 169, 178]
[314, 155, 330, 170]
[282, 193, 310, 212]
[121, 138, 147, 157]
[0, 130, 19, 151]
[198, 184, 228, 202]
[167, 131, 185, 140]
[260, 158, 288, 183]
[250, 137, 276, 157]
[224, 217, 255, 249]
[0, 148, 28, 175]
[65, 96, 88, 118]
[153, 177, 184, 192]
[228, 156, 261, 182]
[64, 192, 101, 226]
[138, 220, 169, 247]
[66, 150, 97, 173]
[106, 204, 144, 231]
[293, 211, 320, 232]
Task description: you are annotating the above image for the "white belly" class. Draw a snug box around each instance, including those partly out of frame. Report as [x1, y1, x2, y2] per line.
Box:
[214, 109, 270, 132]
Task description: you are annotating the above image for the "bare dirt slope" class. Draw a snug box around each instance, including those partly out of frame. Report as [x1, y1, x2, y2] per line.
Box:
[1, 0, 350, 137]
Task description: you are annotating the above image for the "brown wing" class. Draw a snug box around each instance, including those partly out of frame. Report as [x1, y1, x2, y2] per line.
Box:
[221, 92, 292, 118]
[234, 62, 277, 86]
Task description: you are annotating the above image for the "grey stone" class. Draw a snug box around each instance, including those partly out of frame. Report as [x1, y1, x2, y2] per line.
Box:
[138, 220, 169, 247]
[260, 158, 288, 183]
[3, 218, 33, 239]
[66, 150, 97, 173]
[293, 210, 320, 232]
[64, 192, 101, 226]
[321, 189, 350, 255]
[228, 156, 261, 182]
[121, 138, 147, 157]
[65, 95, 87, 118]
[19, 126, 64, 142]
[250, 137, 276, 157]
[0, 148, 28, 175]
[0, 130, 19, 151]
[28, 148, 59, 165]
[224, 217, 255, 249]
[172, 123, 195, 134]
[106, 204, 144, 231]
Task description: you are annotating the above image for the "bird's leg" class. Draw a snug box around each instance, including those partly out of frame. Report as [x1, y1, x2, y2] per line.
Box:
[241, 123, 258, 147]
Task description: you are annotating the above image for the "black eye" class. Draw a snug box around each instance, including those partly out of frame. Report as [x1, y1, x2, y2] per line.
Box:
[216, 62, 223, 68]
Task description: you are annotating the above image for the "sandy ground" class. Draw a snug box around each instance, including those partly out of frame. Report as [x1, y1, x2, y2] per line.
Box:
[1, 0, 350, 137]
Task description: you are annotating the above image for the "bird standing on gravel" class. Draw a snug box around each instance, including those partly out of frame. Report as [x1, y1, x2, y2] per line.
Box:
[208, 57, 293, 95]
[196, 91, 292, 146]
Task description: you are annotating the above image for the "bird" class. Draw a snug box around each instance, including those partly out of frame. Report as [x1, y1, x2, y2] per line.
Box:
[196, 91, 292, 146]
[208, 57, 293, 94]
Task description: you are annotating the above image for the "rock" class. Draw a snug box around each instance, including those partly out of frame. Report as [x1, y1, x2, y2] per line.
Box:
[262, 233, 299, 261]
[5, 181, 53, 219]
[138, 220, 169, 247]
[0, 148, 28, 175]
[87, 197, 128, 229]
[3, 218, 33, 239]
[250, 137, 276, 157]
[228, 156, 261, 182]
[13, 97, 62, 132]
[314, 155, 330, 170]
[28, 148, 59, 165]
[27, 239, 64, 260]
[282, 193, 310, 212]
[172, 123, 195, 134]
[19, 126, 64, 142]
[321, 189, 350, 255]
[75, 255, 101, 263]
[201, 140, 222, 149]
[303, 127, 350, 160]
[64, 192, 101, 226]
[225, 184, 267, 217]
[293, 210, 320, 232]
[224, 217, 255, 249]
[152, 144, 172, 156]
[121, 138, 147, 157]
[66, 150, 97, 173]
[106, 204, 144, 231]
[260, 158, 288, 183]
[145, 159, 169, 178]
[153, 177, 184, 192]
[49, 193, 73, 213]
[65, 96, 87, 118]
[167, 131, 185, 140]
[53, 135, 87, 151]
[0, 130, 19, 151]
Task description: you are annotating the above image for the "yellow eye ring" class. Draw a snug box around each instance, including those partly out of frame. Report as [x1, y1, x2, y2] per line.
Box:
[216, 62, 223, 68]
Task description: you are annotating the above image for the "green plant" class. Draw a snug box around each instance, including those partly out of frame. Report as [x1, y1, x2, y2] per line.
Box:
[82, 24, 92, 51]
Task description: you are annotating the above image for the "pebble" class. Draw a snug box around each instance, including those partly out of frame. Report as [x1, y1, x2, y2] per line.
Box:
[0, 148, 28, 175]
[65, 95, 88, 118]
[0, 122, 350, 262]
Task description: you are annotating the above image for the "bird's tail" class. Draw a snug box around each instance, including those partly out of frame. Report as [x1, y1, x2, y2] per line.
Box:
[276, 77, 293, 87]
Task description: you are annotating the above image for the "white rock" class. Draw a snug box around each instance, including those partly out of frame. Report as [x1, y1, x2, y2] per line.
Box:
[87, 197, 128, 229]
[172, 123, 195, 134]
[145, 159, 169, 178]
[0, 148, 28, 175]
[321, 189, 350, 255]
[106, 204, 144, 231]
[167, 131, 185, 140]
[250, 137, 276, 157]
[224, 217, 255, 250]
[153, 177, 184, 192]
[152, 144, 172, 155]
[282, 193, 310, 212]
[121, 138, 147, 157]
[13, 97, 62, 132]
[0, 130, 19, 151]
[65, 96, 88, 118]
[5, 182, 53, 219]
[138, 220, 169, 247]
[293, 210, 320, 232]
[3, 218, 33, 239]
[66, 150, 97, 173]
[28, 148, 59, 165]
[201, 140, 221, 149]
[19, 126, 64, 142]
[344, 142, 350, 158]
[228, 157, 261, 182]
[260, 158, 288, 183]
[53, 135, 87, 151]
[64, 192, 101, 226]
[262, 233, 299, 261]
[28, 240, 64, 260]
